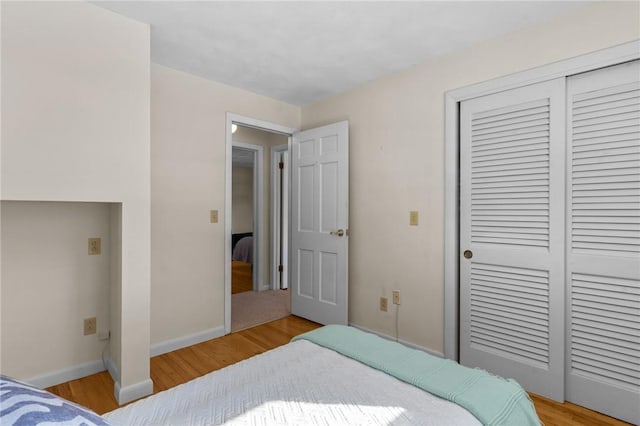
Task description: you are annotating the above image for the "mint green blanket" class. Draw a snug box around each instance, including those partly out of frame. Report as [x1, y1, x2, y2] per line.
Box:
[293, 325, 541, 426]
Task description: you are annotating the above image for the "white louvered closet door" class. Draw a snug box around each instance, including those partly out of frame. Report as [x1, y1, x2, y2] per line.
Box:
[566, 60, 640, 425]
[459, 78, 566, 401]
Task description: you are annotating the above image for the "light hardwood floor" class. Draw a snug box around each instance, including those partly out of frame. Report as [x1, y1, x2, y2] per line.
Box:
[231, 260, 253, 294]
[46, 316, 319, 414]
[47, 316, 630, 425]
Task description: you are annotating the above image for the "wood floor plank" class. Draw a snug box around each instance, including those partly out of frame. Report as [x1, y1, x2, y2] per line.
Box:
[530, 393, 631, 426]
[232, 260, 253, 294]
[46, 315, 630, 425]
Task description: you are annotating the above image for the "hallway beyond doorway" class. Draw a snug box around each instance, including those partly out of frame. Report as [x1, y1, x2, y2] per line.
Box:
[231, 289, 290, 332]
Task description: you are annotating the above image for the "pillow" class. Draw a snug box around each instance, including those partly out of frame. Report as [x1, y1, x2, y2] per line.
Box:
[0, 375, 109, 425]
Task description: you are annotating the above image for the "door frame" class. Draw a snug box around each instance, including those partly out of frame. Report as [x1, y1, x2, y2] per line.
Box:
[231, 141, 263, 292]
[443, 40, 640, 360]
[270, 144, 289, 291]
[225, 113, 298, 334]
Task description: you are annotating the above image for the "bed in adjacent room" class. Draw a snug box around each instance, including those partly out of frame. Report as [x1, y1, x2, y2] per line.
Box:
[231, 233, 253, 294]
[232, 233, 253, 264]
[1, 326, 541, 426]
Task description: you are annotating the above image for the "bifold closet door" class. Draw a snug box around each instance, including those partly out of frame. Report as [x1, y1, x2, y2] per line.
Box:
[566, 60, 640, 425]
[459, 78, 566, 401]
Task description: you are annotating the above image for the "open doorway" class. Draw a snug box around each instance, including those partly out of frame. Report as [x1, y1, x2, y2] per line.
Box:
[226, 114, 350, 332]
[231, 143, 258, 293]
[229, 122, 293, 332]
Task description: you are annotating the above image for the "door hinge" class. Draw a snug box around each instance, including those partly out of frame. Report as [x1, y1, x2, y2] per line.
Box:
[278, 264, 284, 272]
[279, 161, 284, 170]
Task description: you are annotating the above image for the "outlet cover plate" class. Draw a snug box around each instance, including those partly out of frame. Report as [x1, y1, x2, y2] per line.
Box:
[88, 238, 101, 255]
[379, 297, 388, 312]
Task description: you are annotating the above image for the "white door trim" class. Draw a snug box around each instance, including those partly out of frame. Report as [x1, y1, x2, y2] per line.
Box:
[270, 144, 289, 290]
[443, 40, 640, 360]
[232, 141, 263, 292]
[225, 113, 298, 334]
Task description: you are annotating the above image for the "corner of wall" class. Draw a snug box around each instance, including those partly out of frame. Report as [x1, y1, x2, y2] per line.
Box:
[109, 203, 123, 385]
[114, 378, 153, 405]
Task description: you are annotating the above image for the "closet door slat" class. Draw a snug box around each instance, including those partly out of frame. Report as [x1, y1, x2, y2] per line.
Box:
[460, 78, 565, 402]
[566, 60, 640, 425]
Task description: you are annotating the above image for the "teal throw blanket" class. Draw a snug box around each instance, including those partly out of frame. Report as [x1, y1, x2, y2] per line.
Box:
[293, 325, 541, 426]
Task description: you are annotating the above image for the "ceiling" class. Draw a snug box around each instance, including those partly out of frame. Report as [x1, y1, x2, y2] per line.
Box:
[94, 1, 589, 106]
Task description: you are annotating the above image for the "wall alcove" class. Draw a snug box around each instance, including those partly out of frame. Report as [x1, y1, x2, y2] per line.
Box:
[1, 201, 122, 388]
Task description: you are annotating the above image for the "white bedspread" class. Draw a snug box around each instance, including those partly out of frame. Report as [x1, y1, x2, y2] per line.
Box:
[105, 340, 481, 426]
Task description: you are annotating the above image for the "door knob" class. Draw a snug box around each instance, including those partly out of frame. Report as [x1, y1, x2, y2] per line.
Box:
[330, 229, 345, 237]
[463, 250, 473, 259]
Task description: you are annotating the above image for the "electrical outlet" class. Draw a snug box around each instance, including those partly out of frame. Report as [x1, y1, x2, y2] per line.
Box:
[392, 290, 401, 305]
[210, 210, 219, 223]
[379, 297, 388, 312]
[84, 317, 97, 335]
[409, 211, 419, 226]
[88, 238, 101, 255]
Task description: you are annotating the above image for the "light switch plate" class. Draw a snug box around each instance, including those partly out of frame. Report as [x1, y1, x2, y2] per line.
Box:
[210, 210, 219, 223]
[409, 211, 419, 226]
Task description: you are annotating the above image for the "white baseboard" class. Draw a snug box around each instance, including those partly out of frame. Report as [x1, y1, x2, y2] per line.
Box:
[348, 323, 444, 358]
[25, 359, 106, 389]
[115, 378, 153, 405]
[150, 325, 225, 357]
[106, 357, 119, 384]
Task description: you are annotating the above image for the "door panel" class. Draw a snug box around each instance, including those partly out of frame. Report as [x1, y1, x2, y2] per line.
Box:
[319, 251, 338, 304]
[566, 60, 640, 425]
[320, 161, 339, 232]
[460, 78, 565, 401]
[298, 165, 314, 230]
[298, 249, 314, 298]
[291, 121, 349, 325]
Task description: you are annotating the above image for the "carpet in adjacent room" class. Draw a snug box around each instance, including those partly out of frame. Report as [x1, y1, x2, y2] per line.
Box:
[231, 289, 290, 332]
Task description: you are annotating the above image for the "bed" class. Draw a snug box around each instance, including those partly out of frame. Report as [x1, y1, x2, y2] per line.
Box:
[231, 233, 254, 294]
[1, 326, 541, 425]
[232, 233, 253, 264]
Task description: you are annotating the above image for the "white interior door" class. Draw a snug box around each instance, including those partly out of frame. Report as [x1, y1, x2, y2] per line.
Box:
[291, 121, 349, 325]
[459, 79, 566, 401]
[565, 60, 640, 425]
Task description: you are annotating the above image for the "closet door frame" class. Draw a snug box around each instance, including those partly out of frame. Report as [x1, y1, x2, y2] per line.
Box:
[444, 40, 640, 362]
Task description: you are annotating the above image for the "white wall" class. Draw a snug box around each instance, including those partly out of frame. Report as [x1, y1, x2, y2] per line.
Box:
[1, 202, 110, 382]
[301, 1, 640, 353]
[1, 1, 151, 402]
[232, 166, 254, 233]
[150, 64, 299, 346]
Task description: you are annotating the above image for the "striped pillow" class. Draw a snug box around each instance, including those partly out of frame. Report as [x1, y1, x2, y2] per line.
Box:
[0, 375, 109, 426]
